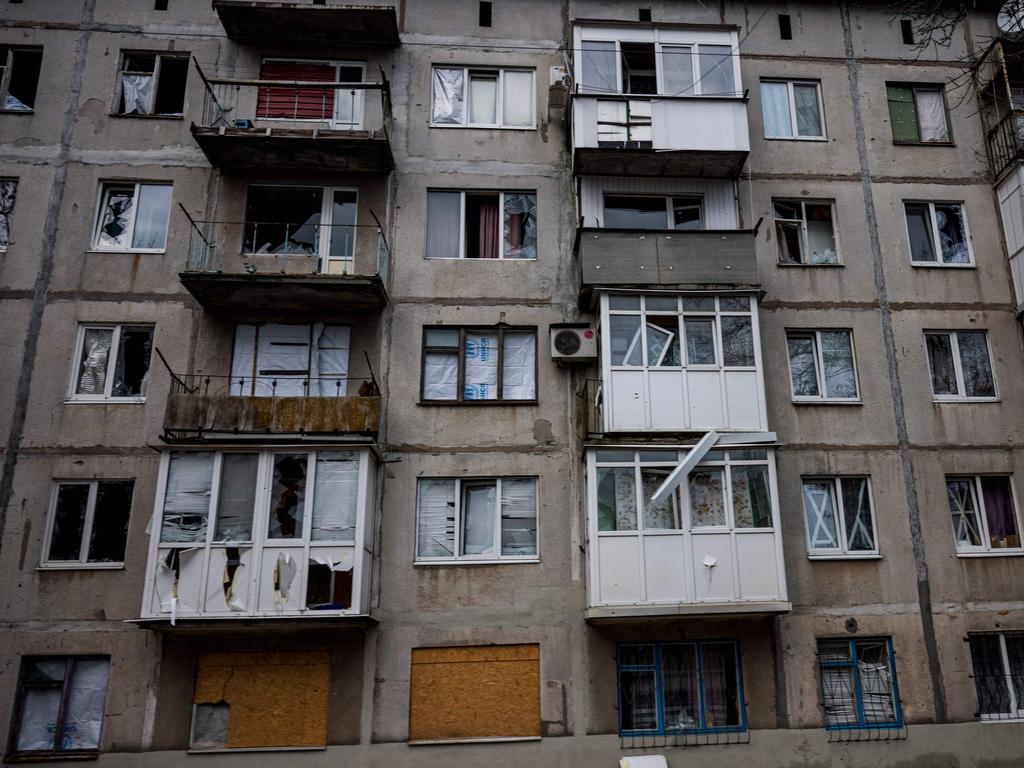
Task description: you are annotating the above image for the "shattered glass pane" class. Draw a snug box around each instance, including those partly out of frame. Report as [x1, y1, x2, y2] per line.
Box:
[96, 187, 134, 249]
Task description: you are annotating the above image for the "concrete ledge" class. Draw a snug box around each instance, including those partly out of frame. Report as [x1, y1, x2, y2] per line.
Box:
[585, 602, 792, 622]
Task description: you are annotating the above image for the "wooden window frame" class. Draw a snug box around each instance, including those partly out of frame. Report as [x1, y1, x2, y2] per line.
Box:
[886, 81, 954, 145]
[419, 325, 538, 405]
[113, 50, 190, 118]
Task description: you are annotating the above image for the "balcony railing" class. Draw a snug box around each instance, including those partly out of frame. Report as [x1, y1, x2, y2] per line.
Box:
[986, 109, 1024, 180]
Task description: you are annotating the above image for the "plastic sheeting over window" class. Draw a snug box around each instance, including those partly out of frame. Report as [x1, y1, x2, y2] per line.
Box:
[0, 178, 17, 248]
[432, 67, 464, 124]
[502, 331, 536, 400]
[214, 454, 258, 542]
[13, 657, 110, 755]
[161, 452, 213, 543]
[914, 88, 949, 142]
[75, 330, 112, 396]
[818, 639, 899, 729]
[311, 451, 358, 541]
[502, 193, 537, 259]
[463, 331, 498, 400]
[231, 323, 350, 397]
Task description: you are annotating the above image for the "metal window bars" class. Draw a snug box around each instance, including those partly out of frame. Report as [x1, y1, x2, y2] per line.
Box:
[167, 373, 380, 399]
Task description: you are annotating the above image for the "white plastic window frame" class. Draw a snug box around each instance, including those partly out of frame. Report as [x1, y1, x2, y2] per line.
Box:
[784, 329, 861, 403]
[413, 476, 540, 564]
[425, 189, 537, 260]
[760, 78, 827, 140]
[40, 479, 133, 569]
[904, 200, 974, 268]
[66, 323, 153, 403]
[947, 475, 1023, 557]
[115, 50, 189, 117]
[772, 198, 840, 265]
[970, 632, 1024, 720]
[601, 192, 705, 230]
[429, 66, 536, 129]
[259, 57, 366, 129]
[578, 40, 739, 98]
[90, 181, 172, 253]
[925, 330, 999, 402]
[801, 476, 880, 559]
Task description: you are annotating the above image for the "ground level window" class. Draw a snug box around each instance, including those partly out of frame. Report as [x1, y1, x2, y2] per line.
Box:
[968, 633, 1024, 720]
[617, 641, 745, 735]
[817, 638, 902, 729]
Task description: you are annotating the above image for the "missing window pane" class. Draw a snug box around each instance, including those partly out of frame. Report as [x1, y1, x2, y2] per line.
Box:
[8, 49, 42, 110]
[479, 0, 492, 27]
[268, 454, 307, 539]
[306, 561, 352, 609]
[779, 14, 793, 40]
[621, 42, 657, 95]
[87, 480, 133, 562]
[900, 19, 914, 45]
[244, 186, 323, 256]
[111, 326, 153, 397]
[153, 56, 187, 115]
[49, 484, 90, 561]
[465, 193, 500, 258]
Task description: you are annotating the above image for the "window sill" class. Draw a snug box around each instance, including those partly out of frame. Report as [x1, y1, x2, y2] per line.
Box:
[37, 563, 125, 571]
[414, 558, 540, 566]
[418, 400, 538, 407]
[109, 112, 184, 121]
[187, 746, 325, 754]
[429, 123, 537, 131]
[932, 397, 1000, 404]
[424, 257, 538, 262]
[409, 736, 541, 746]
[910, 262, 975, 269]
[776, 261, 843, 268]
[791, 399, 862, 406]
[85, 248, 167, 255]
[807, 553, 882, 561]
[0, 109, 34, 116]
[4, 752, 99, 762]
[764, 135, 828, 142]
[955, 550, 1024, 558]
[980, 716, 1024, 724]
[63, 398, 147, 404]
[892, 140, 955, 147]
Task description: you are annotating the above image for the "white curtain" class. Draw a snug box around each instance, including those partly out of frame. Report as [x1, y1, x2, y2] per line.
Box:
[122, 73, 154, 113]
[502, 70, 533, 126]
[761, 81, 793, 137]
[915, 89, 949, 142]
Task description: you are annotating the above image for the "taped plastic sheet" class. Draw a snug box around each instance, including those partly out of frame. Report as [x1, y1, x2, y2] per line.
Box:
[915, 89, 949, 142]
[461, 482, 496, 555]
[214, 454, 258, 541]
[76, 328, 112, 395]
[15, 687, 61, 751]
[502, 193, 537, 259]
[255, 324, 310, 396]
[501, 332, 535, 400]
[161, 453, 213, 543]
[312, 324, 350, 396]
[121, 73, 154, 114]
[424, 351, 458, 400]
[463, 331, 498, 400]
[500, 478, 537, 556]
[230, 324, 257, 396]
[191, 702, 229, 750]
[311, 451, 359, 540]
[273, 551, 297, 607]
[431, 67, 464, 124]
[63, 659, 110, 750]
[416, 479, 456, 557]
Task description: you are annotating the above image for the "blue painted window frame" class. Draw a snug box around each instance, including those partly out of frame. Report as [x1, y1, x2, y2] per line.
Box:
[817, 636, 903, 730]
[616, 640, 747, 736]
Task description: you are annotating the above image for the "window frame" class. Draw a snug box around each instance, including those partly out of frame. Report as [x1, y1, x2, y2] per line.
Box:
[601, 192, 705, 230]
[817, 637, 903, 731]
[968, 631, 1024, 721]
[615, 640, 747, 736]
[6, 656, 111, 759]
[419, 325, 538, 404]
[414, 476, 540, 564]
[924, 330, 999, 402]
[801, 476, 879, 559]
[425, 189, 538, 260]
[903, 200, 974, 267]
[66, 323, 155, 403]
[784, 329, 861, 403]
[759, 78, 827, 141]
[90, 181, 172, 253]
[772, 198, 840, 265]
[0, 177, 16, 251]
[113, 50, 190, 119]
[0, 46, 43, 114]
[258, 57, 367, 129]
[886, 82, 953, 145]
[577, 39, 740, 98]
[429, 65, 537, 129]
[41, 479, 135, 569]
[946, 475, 1023, 557]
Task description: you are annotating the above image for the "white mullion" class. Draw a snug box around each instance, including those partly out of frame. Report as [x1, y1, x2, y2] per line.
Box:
[299, 450, 316, 610]
[813, 331, 827, 397]
[834, 478, 850, 555]
[453, 478, 463, 560]
[691, 46, 700, 96]
[654, 42, 664, 95]
[151, 55, 163, 115]
[41, 483, 61, 564]
[725, 460, 742, 599]
[318, 187, 332, 271]
[123, 183, 141, 249]
[1000, 634, 1020, 715]
[494, 477, 503, 557]
[951, 332, 968, 397]
[928, 202, 945, 263]
[78, 481, 99, 564]
[615, 41, 624, 94]
[975, 476, 993, 552]
[104, 326, 122, 398]
[787, 81, 799, 138]
[634, 455, 648, 602]
[0, 49, 13, 103]
[462, 67, 470, 125]
[459, 191, 466, 259]
[198, 452, 223, 613]
[496, 69, 505, 127]
[249, 452, 271, 610]
[799, 201, 811, 261]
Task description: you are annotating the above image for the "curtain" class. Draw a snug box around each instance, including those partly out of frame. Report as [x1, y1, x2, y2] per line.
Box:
[981, 476, 1019, 547]
[502, 70, 533, 126]
[130, 184, 171, 249]
[416, 479, 456, 557]
[161, 452, 213, 543]
[477, 196, 499, 259]
[311, 451, 359, 541]
[947, 479, 982, 547]
[935, 204, 969, 263]
[431, 67, 465, 123]
[426, 191, 462, 259]
[618, 669, 658, 731]
[701, 643, 737, 728]
[661, 645, 699, 730]
[761, 82, 792, 137]
[76, 328, 112, 395]
[121, 73, 154, 114]
[502, 193, 536, 259]
[689, 470, 725, 527]
[257, 61, 336, 120]
[915, 89, 949, 141]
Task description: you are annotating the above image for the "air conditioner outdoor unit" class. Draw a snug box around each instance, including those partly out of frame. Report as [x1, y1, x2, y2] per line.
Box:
[550, 323, 597, 363]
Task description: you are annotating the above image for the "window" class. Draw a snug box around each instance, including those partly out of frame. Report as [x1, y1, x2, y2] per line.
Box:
[0, 178, 16, 249]
[479, 0, 492, 26]
[802, 477, 877, 557]
[7, 657, 110, 757]
[421, 326, 536, 402]
[603, 194, 702, 230]
[773, 199, 837, 264]
[579, 40, 736, 97]
[426, 190, 536, 259]
[231, 323, 351, 397]
[887, 83, 950, 143]
[900, 19, 915, 45]
[785, 330, 859, 401]
[904, 201, 971, 265]
[69, 324, 154, 401]
[0, 46, 42, 112]
[431, 66, 535, 127]
[779, 14, 793, 40]
[257, 59, 364, 128]
[968, 633, 1024, 720]
[925, 331, 996, 400]
[92, 182, 172, 251]
[616, 641, 745, 735]
[116, 52, 187, 116]
[817, 638, 902, 730]
[761, 79, 825, 139]
[416, 477, 538, 562]
[409, 645, 540, 743]
[43, 480, 134, 567]
[946, 476, 1021, 554]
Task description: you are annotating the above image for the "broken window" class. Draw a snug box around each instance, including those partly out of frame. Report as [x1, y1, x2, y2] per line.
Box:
[92, 182, 172, 251]
[603, 195, 703, 230]
[415, 477, 537, 561]
[621, 42, 657, 95]
[904, 201, 971, 265]
[761, 79, 825, 139]
[421, 325, 536, 402]
[0, 46, 42, 112]
[70, 324, 153, 401]
[773, 199, 837, 264]
[785, 330, 858, 401]
[160, 452, 214, 543]
[8, 656, 110, 757]
[817, 638, 901, 730]
[256, 59, 364, 127]
[968, 632, 1024, 720]
[230, 322, 351, 397]
[426, 189, 536, 259]
[268, 453, 307, 539]
[117, 52, 188, 116]
[579, 40, 735, 97]
[925, 330, 996, 400]
[887, 83, 950, 143]
[44, 480, 133, 566]
[617, 641, 743, 734]
[0, 178, 16, 248]
[802, 477, 877, 557]
[946, 475, 1021, 554]
[430, 66, 535, 127]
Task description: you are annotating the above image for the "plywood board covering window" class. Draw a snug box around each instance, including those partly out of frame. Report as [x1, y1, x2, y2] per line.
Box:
[409, 644, 540, 742]
[191, 650, 329, 750]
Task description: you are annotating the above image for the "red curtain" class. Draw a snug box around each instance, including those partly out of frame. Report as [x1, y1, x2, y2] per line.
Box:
[478, 197, 499, 259]
[257, 62, 335, 120]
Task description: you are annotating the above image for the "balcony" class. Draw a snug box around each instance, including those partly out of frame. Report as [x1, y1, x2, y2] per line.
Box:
[191, 63, 393, 172]
[161, 373, 381, 443]
[985, 109, 1024, 182]
[572, 95, 749, 177]
[179, 214, 389, 313]
[577, 228, 758, 307]
[213, 1, 400, 46]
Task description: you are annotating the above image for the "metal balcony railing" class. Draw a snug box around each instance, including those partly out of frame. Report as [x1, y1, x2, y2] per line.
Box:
[168, 373, 380, 399]
[986, 109, 1024, 179]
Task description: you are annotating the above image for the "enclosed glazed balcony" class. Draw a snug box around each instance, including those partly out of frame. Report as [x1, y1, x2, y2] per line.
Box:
[213, 1, 401, 46]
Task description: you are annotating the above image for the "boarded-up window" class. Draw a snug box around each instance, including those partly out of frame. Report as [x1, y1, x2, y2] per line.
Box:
[409, 644, 540, 742]
[191, 651, 329, 750]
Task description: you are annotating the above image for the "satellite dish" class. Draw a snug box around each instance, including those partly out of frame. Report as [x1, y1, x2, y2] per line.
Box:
[999, 1, 1024, 40]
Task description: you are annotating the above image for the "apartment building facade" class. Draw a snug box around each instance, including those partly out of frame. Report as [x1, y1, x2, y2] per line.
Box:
[1, 0, 1023, 766]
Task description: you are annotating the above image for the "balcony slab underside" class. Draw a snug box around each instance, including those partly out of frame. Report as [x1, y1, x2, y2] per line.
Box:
[574, 147, 748, 178]
[213, 0, 401, 45]
[586, 601, 792, 622]
[191, 125, 394, 173]
[179, 272, 387, 313]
